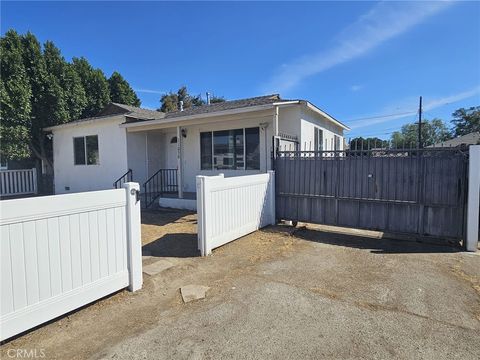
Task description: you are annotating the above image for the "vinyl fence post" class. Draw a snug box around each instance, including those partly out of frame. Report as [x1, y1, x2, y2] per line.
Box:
[32, 168, 38, 194]
[466, 145, 480, 252]
[124, 182, 143, 290]
[196, 176, 208, 256]
[268, 170, 276, 225]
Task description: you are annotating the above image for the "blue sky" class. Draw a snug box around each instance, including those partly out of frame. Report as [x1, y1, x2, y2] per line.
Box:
[2, 1, 480, 139]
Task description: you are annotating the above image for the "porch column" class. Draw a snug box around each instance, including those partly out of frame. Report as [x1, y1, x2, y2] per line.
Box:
[177, 126, 184, 199]
[271, 105, 280, 170]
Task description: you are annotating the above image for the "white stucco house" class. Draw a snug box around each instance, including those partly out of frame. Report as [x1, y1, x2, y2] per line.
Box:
[44, 94, 349, 209]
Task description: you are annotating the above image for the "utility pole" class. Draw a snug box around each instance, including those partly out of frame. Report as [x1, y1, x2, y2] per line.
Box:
[418, 96, 423, 149]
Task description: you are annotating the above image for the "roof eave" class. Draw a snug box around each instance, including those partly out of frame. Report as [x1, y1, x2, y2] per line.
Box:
[119, 103, 277, 129]
[304, 101, 350, 131]
[43, 114, 125, 131]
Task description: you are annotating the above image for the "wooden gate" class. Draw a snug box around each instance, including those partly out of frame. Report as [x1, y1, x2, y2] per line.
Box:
[275, 148, 469, 242]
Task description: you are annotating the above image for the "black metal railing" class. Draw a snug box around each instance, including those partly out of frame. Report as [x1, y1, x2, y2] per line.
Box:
[113, 169, 133, 189]
[143, 169, 178, 208]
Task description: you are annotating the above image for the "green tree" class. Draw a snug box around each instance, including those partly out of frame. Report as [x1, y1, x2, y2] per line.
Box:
[159, 86, 225, 112]
[349, 137, 389, 150]
[72, 57, 110, 117]
[390, 118, 451, 148]
[451, 106, 480, 137]
[0, 30, 32, 160]
[42, 41, 70, 125]
[210, 95, 226, 104]
[1, 30, 140, 166]
[108, 71, 141, 106]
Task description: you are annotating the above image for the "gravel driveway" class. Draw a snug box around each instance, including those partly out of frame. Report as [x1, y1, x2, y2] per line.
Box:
[2, 209, 479, 360]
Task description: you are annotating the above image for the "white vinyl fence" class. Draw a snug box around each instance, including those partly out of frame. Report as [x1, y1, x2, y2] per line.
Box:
[0, 168, 37, 197]
[196, 171, 275, 256]
[466, 145, 480, 252]
[0, 183, 142, 341]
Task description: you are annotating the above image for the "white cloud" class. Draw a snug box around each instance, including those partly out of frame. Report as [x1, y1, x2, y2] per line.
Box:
[350, 84, 363, 92]
[262, 1, 452, 93]
[134, 88, 165, 95]
[347, 86, 480, 130]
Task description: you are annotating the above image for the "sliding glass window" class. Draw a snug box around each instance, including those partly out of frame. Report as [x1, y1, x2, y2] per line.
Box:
[200, 127, 260, 170]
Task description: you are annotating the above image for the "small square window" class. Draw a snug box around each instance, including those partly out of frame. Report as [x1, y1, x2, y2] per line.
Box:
[74, 135, 99, 165]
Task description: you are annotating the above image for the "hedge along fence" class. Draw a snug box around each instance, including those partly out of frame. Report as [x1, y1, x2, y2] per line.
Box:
[196, 171, 275, 256]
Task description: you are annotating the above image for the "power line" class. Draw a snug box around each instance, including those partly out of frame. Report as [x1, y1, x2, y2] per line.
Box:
[346, 111, 416, 123]
[345, 98, 461, 124]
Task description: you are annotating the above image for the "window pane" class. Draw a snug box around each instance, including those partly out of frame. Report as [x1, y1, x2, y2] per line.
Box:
[200, 132, 212, 170]
[213, 129, 244, 170]
[74, 137, 85, 165]
[86, 135, 99, 165]
[245, 127, 260, 170]
[334, 135, 341, 150]
[315, 128, 323, 151]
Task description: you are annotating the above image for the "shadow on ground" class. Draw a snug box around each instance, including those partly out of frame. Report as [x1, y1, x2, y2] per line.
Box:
[264, 225, 463, 254]
[142, 233, 199, 258]
[141, 208, 196, 227]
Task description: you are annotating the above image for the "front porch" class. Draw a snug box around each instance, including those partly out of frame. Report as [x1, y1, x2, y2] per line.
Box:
[122, 109, 275, 210]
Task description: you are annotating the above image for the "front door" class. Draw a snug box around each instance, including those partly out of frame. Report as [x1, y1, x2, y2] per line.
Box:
[166, 134, 178, 169]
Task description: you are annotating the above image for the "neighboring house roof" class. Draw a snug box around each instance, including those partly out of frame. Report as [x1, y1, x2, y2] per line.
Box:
[44, 94, 350, 131]
[430, 132, 480, 147]
[104, 103, 165, 121]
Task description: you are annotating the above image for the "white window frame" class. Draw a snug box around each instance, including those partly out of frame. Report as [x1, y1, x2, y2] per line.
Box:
[200, 127, 260, 171]
[314, 127, 323, 151]
[73, 135, 99, 166]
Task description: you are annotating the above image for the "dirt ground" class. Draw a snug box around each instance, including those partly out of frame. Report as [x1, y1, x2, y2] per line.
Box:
[1, 209, 479, 359]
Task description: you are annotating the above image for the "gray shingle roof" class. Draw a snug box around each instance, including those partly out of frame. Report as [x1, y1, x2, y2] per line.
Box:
[122, 94, 290, 123]
[106, 103, 165, 120]
[163, 94, 286, 119]
[46, 94, 348, 130]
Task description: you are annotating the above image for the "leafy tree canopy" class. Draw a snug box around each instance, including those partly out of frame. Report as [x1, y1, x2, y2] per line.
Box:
[451, 106, 480, 137]
[159, 86, 225, 112]
[108, 71, 141, 107]
[71, 57, 111, 118]
[349, 137, 389, 150]
[390, 118, 451, 148]
[0, 29, 140, 167]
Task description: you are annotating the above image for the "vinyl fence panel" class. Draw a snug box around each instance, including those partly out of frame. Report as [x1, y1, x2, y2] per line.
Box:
[0, 183, 142, 341]
[196, 172, 275, 256]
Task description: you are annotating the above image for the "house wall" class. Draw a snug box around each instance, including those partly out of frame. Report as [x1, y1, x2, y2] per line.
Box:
[121, 104, 346, 193]
[52, 116, 128, 194]
[126, 130, 168, 185]
[277, 106, 301, 150]
[299, 107, 345, 151]
[126, 132, 147, 185]
[180, 111, 274, 192]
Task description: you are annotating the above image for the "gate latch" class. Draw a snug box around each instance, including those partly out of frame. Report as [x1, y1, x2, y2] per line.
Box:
[130, 188, 140, 203]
